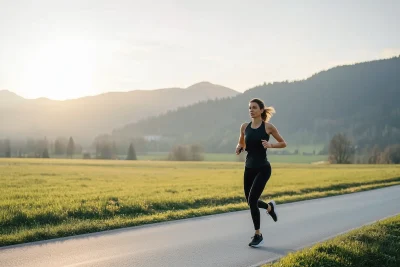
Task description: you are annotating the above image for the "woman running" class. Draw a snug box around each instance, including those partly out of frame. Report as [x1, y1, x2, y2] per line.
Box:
[236, 98, 287, 247]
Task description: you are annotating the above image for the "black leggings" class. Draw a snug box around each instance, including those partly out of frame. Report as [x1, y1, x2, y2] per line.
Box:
[244, 162, 272, 230]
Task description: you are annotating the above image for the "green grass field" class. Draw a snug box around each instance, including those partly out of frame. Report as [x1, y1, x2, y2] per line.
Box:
[1, 158, 399, 247]
[263, 214, 400, 267]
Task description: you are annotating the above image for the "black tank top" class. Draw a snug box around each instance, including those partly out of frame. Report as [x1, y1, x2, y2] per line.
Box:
[244, 121, 270, 168]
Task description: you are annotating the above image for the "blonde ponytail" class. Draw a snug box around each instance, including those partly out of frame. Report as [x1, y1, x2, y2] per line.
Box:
[262, 106, 276, 122]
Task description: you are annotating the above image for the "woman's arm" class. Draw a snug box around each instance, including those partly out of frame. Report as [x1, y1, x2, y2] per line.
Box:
[262, 123, 287, 149]
[236, 123, 247, 154]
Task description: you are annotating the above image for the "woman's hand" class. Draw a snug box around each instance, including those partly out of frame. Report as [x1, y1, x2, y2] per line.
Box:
[261, 139, 273, 149]
[236, 145, 243, 155]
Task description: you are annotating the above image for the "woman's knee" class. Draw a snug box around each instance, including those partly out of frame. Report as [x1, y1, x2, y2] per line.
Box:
[248, 197, 258, 208]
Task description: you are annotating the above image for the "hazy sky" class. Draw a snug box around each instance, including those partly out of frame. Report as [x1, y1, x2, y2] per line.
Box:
[0, 0, 399, 100]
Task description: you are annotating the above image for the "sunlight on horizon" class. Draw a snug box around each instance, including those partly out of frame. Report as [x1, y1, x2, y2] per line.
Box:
[16, 39, 99, 100]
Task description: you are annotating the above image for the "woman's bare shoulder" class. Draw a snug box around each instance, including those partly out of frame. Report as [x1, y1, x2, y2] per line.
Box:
[264, 122, 276, 134]
[240, 122, 249, 132]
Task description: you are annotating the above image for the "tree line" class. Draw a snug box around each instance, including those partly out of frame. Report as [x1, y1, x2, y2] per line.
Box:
[1, 133, 398, 164]
[0, 135, 208, 162]
[0, 136, 139, 161]
[0, 137, 77, 158]
[328, 133, 400, 164]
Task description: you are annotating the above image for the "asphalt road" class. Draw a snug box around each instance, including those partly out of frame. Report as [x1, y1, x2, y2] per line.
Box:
[1, 185, 400, 267]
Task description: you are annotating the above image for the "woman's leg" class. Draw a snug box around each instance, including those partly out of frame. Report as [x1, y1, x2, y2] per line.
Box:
[247, 163, 272, 231]
[243, 167, 257, 205]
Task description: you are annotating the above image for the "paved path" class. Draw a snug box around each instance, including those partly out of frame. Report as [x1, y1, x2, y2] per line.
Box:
[1, 185, 400, 267]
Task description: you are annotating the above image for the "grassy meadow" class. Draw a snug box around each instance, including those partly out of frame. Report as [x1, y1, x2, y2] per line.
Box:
[263, 214, 400, 267]
[1, 158, 399, 247]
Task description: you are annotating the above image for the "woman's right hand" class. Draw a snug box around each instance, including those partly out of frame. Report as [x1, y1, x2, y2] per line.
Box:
[236, 123, 247, 155]
[236, 145, 243, 155]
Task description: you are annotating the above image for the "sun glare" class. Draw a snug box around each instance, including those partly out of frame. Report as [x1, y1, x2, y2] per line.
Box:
[20, 39, 97, 100]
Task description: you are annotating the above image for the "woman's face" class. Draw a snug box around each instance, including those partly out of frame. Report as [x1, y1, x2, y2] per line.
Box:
[249, 102, 263, 119]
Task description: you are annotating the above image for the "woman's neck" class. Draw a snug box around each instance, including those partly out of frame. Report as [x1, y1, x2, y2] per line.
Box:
[252, 117, 263, 126]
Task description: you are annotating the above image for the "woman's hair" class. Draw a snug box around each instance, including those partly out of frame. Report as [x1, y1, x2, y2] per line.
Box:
[250, 98, 276, 122]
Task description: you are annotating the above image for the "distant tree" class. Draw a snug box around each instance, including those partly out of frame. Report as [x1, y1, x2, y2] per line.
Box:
[93, 134, 117, 159]
[122, 137, 147, 155]
[66, 137, 75, 158]
[25, 138, 36, 155]
[74, 143, 83, 154]
[54, 137, 68, 155]
[82, 152, 91, 159]
[368, 145, 381, 164]
[0, 140, 3, 157]
[100, 142, 114, 159]
[42, 148, 50, 158]
[4, 139, 11, 158]
[34, 138, 48, 157]
[380, 144, 400, 164]
[95, 141, 101, 158]
[112, 141, 118, 157]
[49, 141, 54, 154]
[168, 145, 190, 161]
[54, 139, 61, 154]
[189, 144, 204, 161]
[126, 143, 137, 160]
[168, 144, 204, 161]
[329, 133, 355, 164]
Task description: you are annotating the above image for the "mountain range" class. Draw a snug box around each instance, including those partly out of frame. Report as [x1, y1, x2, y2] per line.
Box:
[2, 56, 399, 154]
[112, 56, 400, 153]
[0, 82, 240, 144]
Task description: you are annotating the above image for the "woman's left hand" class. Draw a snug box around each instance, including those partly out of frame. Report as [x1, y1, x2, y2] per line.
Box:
[261, 139, 273, 149]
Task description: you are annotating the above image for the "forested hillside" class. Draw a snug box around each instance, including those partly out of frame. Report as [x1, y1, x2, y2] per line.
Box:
[113, 56, 400, 153]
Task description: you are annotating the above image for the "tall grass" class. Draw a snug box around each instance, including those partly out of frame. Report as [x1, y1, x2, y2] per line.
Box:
[263, 214, 400, 267]
[0, 158, 399, 246]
